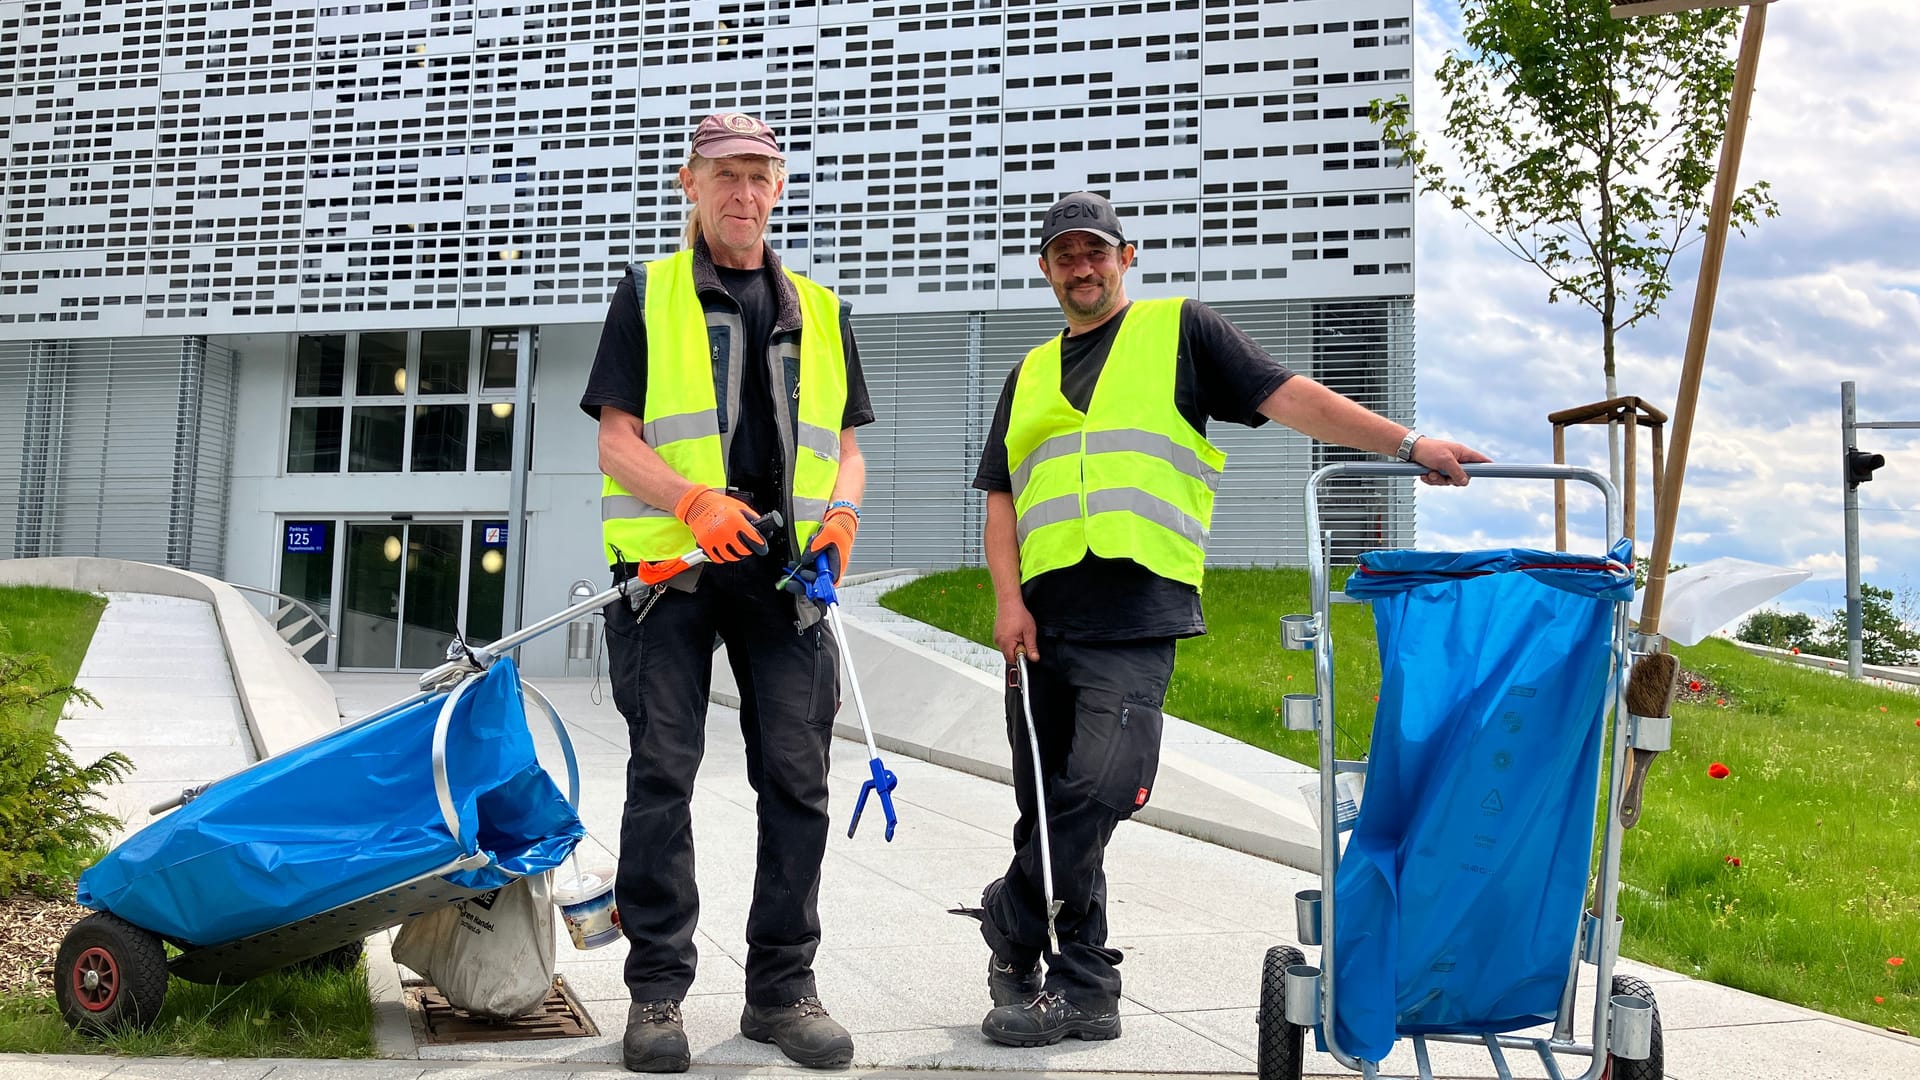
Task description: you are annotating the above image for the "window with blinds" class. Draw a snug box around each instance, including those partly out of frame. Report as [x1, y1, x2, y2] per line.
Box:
[0, 336, 238, 574]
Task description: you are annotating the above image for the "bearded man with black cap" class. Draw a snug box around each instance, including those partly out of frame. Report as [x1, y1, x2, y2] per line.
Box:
[969, 191, 1487, 1046]
[581, 111, 873, 1073]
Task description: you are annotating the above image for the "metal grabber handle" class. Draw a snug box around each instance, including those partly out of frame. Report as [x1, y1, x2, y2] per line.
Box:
[786, 554, 899, 841]
[1015, 653, 1062, 955]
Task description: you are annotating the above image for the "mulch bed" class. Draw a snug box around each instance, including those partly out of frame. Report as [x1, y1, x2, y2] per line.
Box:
[0, 891, 88, 996]
[1676, 666, 1734, 707]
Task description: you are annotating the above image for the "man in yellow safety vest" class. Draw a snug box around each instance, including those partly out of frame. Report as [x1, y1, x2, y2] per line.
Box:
[970, 191, 1488, 1047]
[579, 112, 871, 1073]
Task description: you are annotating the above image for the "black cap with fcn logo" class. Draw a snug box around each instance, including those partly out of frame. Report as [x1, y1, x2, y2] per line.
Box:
[1037, 191, 1128, 254]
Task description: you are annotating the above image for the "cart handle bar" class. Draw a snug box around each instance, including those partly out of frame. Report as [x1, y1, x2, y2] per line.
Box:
[416, 512, 783, 692]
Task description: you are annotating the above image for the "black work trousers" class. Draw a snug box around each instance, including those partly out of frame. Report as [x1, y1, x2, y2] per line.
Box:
[603, 555, 839, 1007]
[980, 633, 1174, 1012]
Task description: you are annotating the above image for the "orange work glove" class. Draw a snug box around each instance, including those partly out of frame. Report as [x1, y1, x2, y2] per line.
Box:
[805, 504, 859, 582]
[673, 486, 768, 563]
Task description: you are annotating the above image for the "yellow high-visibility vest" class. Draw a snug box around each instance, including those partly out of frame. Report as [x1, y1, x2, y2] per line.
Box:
[600, 249, 847, 565]
[1005, 297, 1224, 588]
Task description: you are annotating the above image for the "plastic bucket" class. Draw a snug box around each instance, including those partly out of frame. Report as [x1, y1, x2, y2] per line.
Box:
[553, 869, 620, 950]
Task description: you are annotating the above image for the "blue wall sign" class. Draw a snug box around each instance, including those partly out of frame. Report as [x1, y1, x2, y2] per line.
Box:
[285, 522, 327, 554]
[482, 524, 509, 546]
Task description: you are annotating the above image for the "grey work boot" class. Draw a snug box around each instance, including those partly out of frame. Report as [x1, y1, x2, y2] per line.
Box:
[981, 990, 1122, 1047]
[988, 954, 1044, 1007]
[623, 999, 690, 1073]
[739, 995, 854, 1069]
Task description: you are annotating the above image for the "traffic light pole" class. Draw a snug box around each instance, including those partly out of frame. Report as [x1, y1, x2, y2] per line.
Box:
[1842, 381, 1863, 678]
[1840, 379, 1919, 679]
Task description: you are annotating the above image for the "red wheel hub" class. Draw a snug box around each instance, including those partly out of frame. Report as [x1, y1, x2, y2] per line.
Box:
[72, 946, 120, 1012]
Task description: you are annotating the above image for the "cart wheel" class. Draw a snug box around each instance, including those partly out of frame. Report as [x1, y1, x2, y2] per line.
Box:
[1603, 974, 1664, 1080]
[289, 940, 365, 975]
[1257, 944, 1308, 1080]
[54, 912, 169, 1034]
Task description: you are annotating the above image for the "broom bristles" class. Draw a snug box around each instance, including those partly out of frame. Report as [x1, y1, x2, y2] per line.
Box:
[1625, 651, 1679, 719]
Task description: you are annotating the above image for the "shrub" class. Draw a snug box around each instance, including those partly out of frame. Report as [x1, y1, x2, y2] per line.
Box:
[0, 633, 131, 896]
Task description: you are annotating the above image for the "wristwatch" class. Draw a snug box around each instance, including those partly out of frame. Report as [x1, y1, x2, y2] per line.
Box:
[1394, 430, 1424, 463]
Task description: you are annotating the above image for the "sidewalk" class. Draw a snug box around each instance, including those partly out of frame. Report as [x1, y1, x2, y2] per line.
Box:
[23, 587, 1920, 1080]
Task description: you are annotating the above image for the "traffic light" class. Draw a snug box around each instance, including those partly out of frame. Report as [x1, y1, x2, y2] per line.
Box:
[1846, 448, 1885, 488]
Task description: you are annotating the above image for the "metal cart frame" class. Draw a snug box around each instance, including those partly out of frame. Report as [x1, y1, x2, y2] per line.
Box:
[1258, 463, 1660, 1080]
[57, 572, 662, 1030]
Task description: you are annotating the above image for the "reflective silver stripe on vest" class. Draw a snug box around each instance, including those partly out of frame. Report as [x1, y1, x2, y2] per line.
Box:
[1085, 429, 1222, 491]
[642, 409, 720, 448]
[602, 494, 674, 520]
[1086, 488, 1210, 545]
[794, 495, 830, 523]
[1009, 432, 1082, 497]
[1014, 493, 1082, 546]
[797, 422, 841, 463]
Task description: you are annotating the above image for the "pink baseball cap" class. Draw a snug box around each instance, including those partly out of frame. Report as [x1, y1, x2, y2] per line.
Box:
[691, 112, 785, 160]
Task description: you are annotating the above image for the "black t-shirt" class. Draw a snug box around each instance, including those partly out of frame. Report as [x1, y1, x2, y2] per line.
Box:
[579, 267, 875, 520]
[972, 299, 1294, 641]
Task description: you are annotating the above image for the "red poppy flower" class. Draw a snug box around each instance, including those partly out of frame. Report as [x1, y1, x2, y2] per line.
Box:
[1707, 763, 1731, 779]
[1724, 855, 1741, 867]
[1790, 647, 1800, 655]
[1876, 996, 1886, 1004]
[1891, 957, 1906, 967]
[1716, 698, 1727, 706]
[1688, 680, 1702, 693]
[1880, 706, 1889, 713]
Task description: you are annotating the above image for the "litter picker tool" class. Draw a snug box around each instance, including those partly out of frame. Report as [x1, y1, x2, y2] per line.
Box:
[781, 554, 899, 841]
[1015, 653, 1063, 956]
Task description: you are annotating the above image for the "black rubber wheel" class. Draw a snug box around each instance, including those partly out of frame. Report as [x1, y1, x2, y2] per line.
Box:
[1257, 944, 1308, 1080]
[1603, 974, 1664, 1080]
[289, 939, 365, 974]
[54, 912, 169, 1034]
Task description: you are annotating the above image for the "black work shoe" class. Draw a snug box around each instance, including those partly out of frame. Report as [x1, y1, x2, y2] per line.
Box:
[740, 995, 855, 1069]
[988, 954, 1044, 1008]
[981, 990, 1122, 1047]
[623, 999, 690, 1073]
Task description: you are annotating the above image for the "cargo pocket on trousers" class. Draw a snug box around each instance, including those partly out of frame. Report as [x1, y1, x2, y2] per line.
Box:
[1090, 693, 1164, 818]
[803, 625, 841, 730]
[604, 604, 645, 724]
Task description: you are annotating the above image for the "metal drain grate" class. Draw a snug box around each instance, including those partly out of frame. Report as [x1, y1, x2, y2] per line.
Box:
[407, 976, 599, 1044]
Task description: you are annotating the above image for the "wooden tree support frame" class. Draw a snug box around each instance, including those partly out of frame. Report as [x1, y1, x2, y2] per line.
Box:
[1550, 396, 1669, 550]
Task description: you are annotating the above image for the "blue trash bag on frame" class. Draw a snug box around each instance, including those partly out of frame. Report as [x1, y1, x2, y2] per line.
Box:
[77, 659, 582, 947]
[1329, 540, 1633, 1062]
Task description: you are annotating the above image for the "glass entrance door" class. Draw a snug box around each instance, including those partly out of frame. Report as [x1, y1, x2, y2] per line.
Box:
[330, 518, 510, 670]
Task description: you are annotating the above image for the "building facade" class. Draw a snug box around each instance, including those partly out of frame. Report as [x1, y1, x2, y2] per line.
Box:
[2, 0, 1417, 673]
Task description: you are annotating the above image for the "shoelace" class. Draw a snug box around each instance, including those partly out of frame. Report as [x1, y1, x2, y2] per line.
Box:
[636, 1000, 682, 1025]
[1027, 990, 1070, 1015]
[786, 995, 832, 1019]
[992, 957, 1039, 977]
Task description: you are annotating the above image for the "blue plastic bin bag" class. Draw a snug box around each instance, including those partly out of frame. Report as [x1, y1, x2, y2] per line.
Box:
[1330, 541, 1632, 1062]
[77, 659, 582, 947]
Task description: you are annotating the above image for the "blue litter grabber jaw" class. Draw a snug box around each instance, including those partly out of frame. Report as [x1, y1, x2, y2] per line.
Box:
[848, 755, 898, 841]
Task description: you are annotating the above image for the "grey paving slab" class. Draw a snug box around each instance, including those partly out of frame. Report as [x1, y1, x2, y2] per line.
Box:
[1661, 1017, 1920, 1079]
[846, 1010, 1255, 1072]
[0, 1055, 123, 1079]
[103, 1060, 278, 1080]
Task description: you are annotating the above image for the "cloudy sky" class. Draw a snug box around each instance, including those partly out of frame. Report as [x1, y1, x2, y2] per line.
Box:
[1406, 0, 1920, 622]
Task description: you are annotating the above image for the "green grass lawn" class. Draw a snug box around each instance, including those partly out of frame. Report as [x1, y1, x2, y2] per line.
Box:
[0, 962, 376, 1057]
[882, 567, 1920, 1034]
[0, 585, 107, 732]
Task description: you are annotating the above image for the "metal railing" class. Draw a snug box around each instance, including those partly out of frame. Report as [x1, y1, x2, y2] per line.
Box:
[225, 582, 334, 664]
